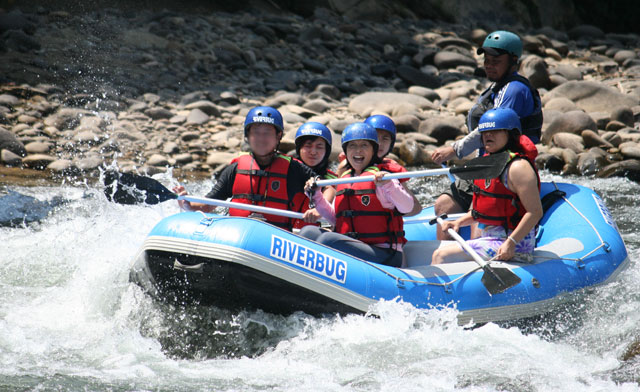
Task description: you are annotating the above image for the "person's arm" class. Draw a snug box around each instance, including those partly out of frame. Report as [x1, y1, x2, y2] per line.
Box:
[431, 131, 483, 164]
[322, 186, 336, 203]
[440, 210, 474, 234]
[496, 160, 542, 260]
[451, 130, 483, 158]
[299, 187, 335, 224]
[373, 173, 414, 214]
[304, 179, 336, 225]
[173, 163, 236, 213]
[289, 160, 332, 224]
[204, 163, 236, 200]
[401, 183, 422, 217]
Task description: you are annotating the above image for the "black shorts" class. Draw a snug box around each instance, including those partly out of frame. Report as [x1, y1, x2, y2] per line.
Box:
[441, 178, 474, 212]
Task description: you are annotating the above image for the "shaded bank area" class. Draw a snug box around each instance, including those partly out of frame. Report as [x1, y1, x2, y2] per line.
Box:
[2, 0, 640, 34]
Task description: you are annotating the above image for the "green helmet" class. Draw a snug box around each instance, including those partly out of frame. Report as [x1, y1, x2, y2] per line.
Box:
[477, 30, 522, 59]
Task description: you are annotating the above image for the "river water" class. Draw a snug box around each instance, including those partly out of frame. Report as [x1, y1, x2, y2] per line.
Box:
[1, 172, 639, 391]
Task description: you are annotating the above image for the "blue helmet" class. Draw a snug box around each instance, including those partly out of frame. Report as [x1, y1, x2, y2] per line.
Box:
[243, 106, 284, 137]
[295, 122, 332, 145]
[295, 122, 333, 164]
[477, 108, 522, 134]
[365, 114, 396, 155]
[477, 30, 523, 59]
[341, 122, 378, 152]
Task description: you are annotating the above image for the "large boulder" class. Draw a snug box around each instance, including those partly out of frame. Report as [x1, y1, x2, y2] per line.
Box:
[549, 63, 583, 81]
[418, 115, 466, 144]
[546, 81, 640, 113]
[577, 148, 608, 176]
[544, 97, 577, 113]
[348, 92, 434, 117]
[0, 127, 26, 157]
[520, 55, 552, 89]
[433, 51, 477, 69]
[596, 159, 640, 182]
[396, 65, 440, 88]
[542, 110, 597, 144]
[551, 132, 584, 154]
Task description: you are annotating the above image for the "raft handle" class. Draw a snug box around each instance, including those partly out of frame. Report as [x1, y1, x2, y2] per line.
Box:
[173, 259, 204, 273]
[199, 217, 215, 226]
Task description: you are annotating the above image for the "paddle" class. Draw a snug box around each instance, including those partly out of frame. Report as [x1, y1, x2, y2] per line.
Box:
[103, 170, 308, 219]
[442, 163, 456, 183]
[430, 214, 521, 295]
[403, 212, 466, 224]
[314, 151, 510, 187]
[104, 171, 472, 226]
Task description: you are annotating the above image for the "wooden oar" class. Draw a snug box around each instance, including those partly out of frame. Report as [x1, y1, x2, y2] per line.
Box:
[315, 151, 510, 187]
[431, 214, 521, 295]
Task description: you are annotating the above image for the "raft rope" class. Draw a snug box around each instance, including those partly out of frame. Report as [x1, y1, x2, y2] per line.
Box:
[189, 182, 608, 290]
[529, 182, 609, 267]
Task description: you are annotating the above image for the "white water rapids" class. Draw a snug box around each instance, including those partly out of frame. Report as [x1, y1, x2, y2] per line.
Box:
[1, 173, 639, 391]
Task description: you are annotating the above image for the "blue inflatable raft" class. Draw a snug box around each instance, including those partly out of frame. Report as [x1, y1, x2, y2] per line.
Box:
[130, 182, 629, 324]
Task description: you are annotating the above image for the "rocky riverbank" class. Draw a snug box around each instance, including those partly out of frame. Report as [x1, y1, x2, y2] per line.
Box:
[2, 5, 640, 186]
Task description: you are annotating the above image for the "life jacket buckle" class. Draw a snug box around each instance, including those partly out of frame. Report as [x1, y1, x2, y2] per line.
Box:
[341, 210, 355, 217]
[253, 169, 267, 176]
[248, 194, 265, 202]
[343, 189, 355, 196]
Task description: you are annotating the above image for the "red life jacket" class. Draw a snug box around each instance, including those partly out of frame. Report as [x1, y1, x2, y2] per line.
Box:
[378, 158, 409, 183]
[471, 151, 540, 230]
[290, 169, 338, 230]
[334, 166, 407, 246]
[518, 134, 538, 162]
[230, 153, 292, 230]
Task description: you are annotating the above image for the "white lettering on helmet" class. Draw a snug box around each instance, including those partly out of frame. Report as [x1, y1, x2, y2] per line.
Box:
[478, 121, 496, 130]
[302, 128, 323, 135]
[253, 116, 275, 124]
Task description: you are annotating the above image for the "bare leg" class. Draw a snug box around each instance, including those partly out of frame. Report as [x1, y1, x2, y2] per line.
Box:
[433, 194, 463, 240]
[470, 222, 482, 239]
[431, 243, 469, 265]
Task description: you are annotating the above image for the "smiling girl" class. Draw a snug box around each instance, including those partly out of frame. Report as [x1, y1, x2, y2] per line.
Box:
[300, 122, 415, 267]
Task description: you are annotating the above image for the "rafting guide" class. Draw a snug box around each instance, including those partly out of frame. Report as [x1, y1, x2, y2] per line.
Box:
[270, 234, 348, 283]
